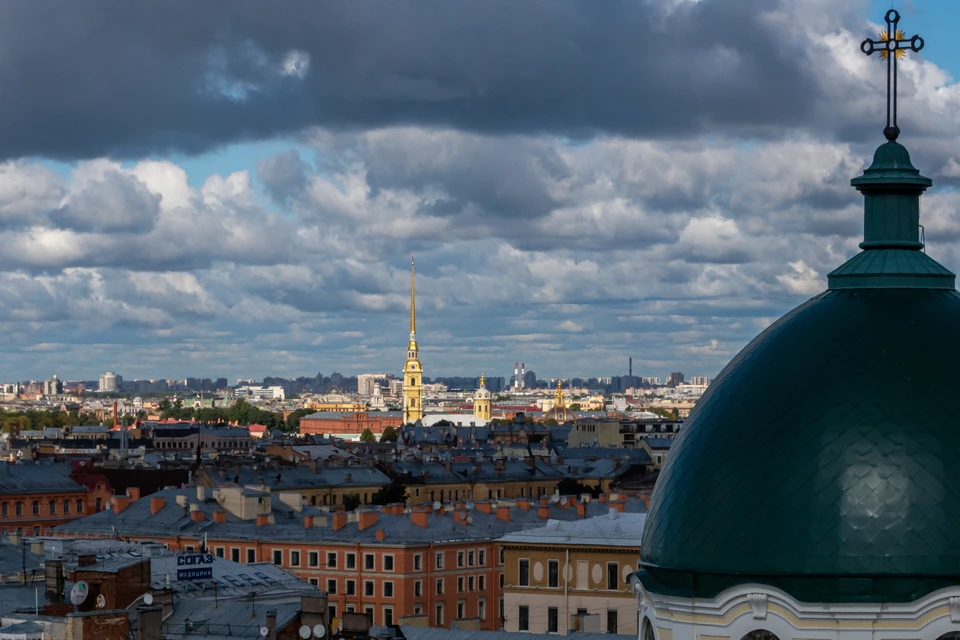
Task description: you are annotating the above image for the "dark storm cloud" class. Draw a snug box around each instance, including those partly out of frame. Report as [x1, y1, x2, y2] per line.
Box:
[0, 0, 827, 161]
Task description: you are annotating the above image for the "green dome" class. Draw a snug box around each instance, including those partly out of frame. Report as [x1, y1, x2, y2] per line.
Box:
[638, 139, 960, 604]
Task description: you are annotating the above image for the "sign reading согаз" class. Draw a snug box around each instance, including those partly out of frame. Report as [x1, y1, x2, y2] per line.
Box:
[176, 553, 215, 581]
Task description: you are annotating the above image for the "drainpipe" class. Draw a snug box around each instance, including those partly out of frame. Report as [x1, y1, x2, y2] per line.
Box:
[564, 548, 569, 634]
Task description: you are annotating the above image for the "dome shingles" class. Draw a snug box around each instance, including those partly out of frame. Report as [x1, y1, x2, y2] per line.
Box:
[639, 288, 960, 602]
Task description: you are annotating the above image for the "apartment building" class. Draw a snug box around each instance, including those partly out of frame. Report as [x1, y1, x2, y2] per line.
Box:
[53, 486, 647, 631]
[500, 508, 645, 635]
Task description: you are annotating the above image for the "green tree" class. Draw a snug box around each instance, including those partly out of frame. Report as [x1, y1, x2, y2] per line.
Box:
[379, 426, 399, 443]
[556, 477, 600, 498]
[371, 479, 407, 505]
[285, 408, 314, 433]
[342, 494, 362, 511]
[359, 428, 376, 443]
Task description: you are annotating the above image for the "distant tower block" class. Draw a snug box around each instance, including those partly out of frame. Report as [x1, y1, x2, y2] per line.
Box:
[629, 357, 633, 377]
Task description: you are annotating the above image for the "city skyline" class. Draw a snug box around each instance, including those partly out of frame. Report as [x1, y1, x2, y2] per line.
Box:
[3, 2, 960, 380]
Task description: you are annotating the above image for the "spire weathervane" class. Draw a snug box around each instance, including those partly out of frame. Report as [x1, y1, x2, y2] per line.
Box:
[860, 9, 924, 141]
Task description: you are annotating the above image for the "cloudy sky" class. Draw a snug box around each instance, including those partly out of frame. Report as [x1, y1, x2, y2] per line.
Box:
[2, 0, 960, 383]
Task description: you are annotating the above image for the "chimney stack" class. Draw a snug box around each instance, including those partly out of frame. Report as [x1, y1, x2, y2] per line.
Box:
[521, 363, 526, 388]
[137, 605, 163, 640]
[629, 357, 632, 377]
[45, 560, 64, 606]
[150, 497, 165, 515]
[496, 506, 511, 522]
[514, 363, 519, 389]
[358, 510, 378, 531]
[332, 510, 347, 531]
[265, 608, 278, 640]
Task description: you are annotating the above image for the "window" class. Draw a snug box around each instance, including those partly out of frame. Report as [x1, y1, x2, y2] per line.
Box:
[32, 500, 39, 516]
[468, 576, 475, 591]
[365, 607, 373, 619]
[291, 551, 301, 566]
[478, 599, 486, 620]
[548, 560, 559, 588]
[457, 601, 465, 619]
[247, 549, 256, 563]
[435, 604, 443, 627]
[365, 581, 374, 597]
[329, 605, 338, 619]
[414, 554, 422, 571]
[500, 574, 504, 588]
[384, 608, 393, 626]
[309, 552, 319, 567]
[328, 552, 338, 568]
[457, 577, 464, 593]
[309, 578, 319, 586]
[346, 553, 356, 569]
[499, 597, 504, 620]
[215, 547, 225, 558]
[606, 609, 618, 633]
[478, 550, 486, 566]
[436, 579, 444, 595]
[457, 551, 464, 567]
[384, 555, 394, 571]
[273, 550, 283, 565]
[414, 581, 422, 597]
[0, 503, 5, 518]
[365, 554, 375, 570]
[384, 581, 394, 597]
[548, 607, 559, 633]
[479, 575, 486, 591]
[49, 502, 56, 516]
[519, 605, 530, 631]
[346, 580, 356, 595]
[327, 579, 337, 594]
[499, 548, 504, 564]
[607, 562, 619, 590]
[468, 550, 475, 566]
[232, 548, 240, 562]
[519, 559, 530, 586]
[436, 552, 444, 569]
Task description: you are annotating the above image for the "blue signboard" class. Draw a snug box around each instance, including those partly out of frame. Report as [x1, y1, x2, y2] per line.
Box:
[177, 567, 213, 581]
[176, 553, 215, 581]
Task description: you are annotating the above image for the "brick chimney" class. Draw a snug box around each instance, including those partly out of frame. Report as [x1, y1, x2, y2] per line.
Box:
[516, 498, 530, 511]
[150, 497, 165, 515]
[265, 608, 278, 640]
[376, 529, 386, 541]
[475, 501, 493, 514]
[303, 515, 314, 528]
[256, 513, 270, 527]
[191, 510, 205, 522]
[137, 605, 163, 640]
[598, 493, 609, 503]
[454, 509, 469, 525]
[610, 501, 625, 513]
[538, 503, 550, 519]
[127, 487, 141, 501]
[576, 502, 587, 519]
[78, 554, 97, 568]
[113, 495, 131, 514]
[411, 510, 429, 528]
[496, 506, 510, 522]
[358, 510, 378, 531]
[212, 511, 226, 524]
[332, 510, 347, 531]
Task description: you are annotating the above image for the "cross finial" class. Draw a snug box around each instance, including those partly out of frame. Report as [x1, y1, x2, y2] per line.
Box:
[861, 9, 924, 141]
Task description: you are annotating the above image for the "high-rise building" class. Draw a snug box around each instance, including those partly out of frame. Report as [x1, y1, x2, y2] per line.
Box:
[402, 258, 423, 424]
[43, 374, 62, 396]
[98, 372, 120, 392]
[667, 371, 684, 387]
[357, 373, 390, 396]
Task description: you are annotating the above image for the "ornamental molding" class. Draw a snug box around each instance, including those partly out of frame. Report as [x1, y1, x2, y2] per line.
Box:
[747, 593, 768, 620]
[950, 596, 960, 623]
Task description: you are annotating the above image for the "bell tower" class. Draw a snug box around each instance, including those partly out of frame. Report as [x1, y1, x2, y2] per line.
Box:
[402, 258, 423, 424]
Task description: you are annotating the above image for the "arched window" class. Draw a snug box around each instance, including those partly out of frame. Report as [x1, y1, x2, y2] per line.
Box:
[15, 502, 22, 516]
[32, 500, 39, 516]
[76, 499, 83, 514]
[49, 502, 56, 515]
[741, 632, 781, 640]
[641, 617, 656, 640]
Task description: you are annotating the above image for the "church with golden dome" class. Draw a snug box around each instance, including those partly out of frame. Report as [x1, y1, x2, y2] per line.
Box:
[473, 374, 492, 421]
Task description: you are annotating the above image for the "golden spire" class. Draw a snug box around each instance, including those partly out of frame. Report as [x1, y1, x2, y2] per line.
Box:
[480, 373, 486, 388]
[410, 256, 416, 337]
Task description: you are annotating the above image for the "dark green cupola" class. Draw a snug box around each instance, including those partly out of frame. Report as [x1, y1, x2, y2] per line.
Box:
[828, 140, 954, 289]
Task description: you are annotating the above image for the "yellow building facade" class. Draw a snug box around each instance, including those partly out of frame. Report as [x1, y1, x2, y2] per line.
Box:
[402, 258, 423, 424]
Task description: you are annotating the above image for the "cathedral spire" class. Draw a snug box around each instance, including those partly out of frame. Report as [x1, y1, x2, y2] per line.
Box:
[410, 256, 416, 338]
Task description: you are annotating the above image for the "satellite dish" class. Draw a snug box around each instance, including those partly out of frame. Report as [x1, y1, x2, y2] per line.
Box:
[550, 494, 559, 503]
[104, 501, 112, 510]
[433, 502, 441, 511]
[299, 625, 312, 639]
[69, 581, 89, 606]
[96, 594, 106, 609]
[260, 627, 270, 637]
[314, 624, 326, 637]
[560, 497, 567, 506]
[466, 502, 475, 510]
[143, 593, 154, 605]
[467, 516, 473, 524]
